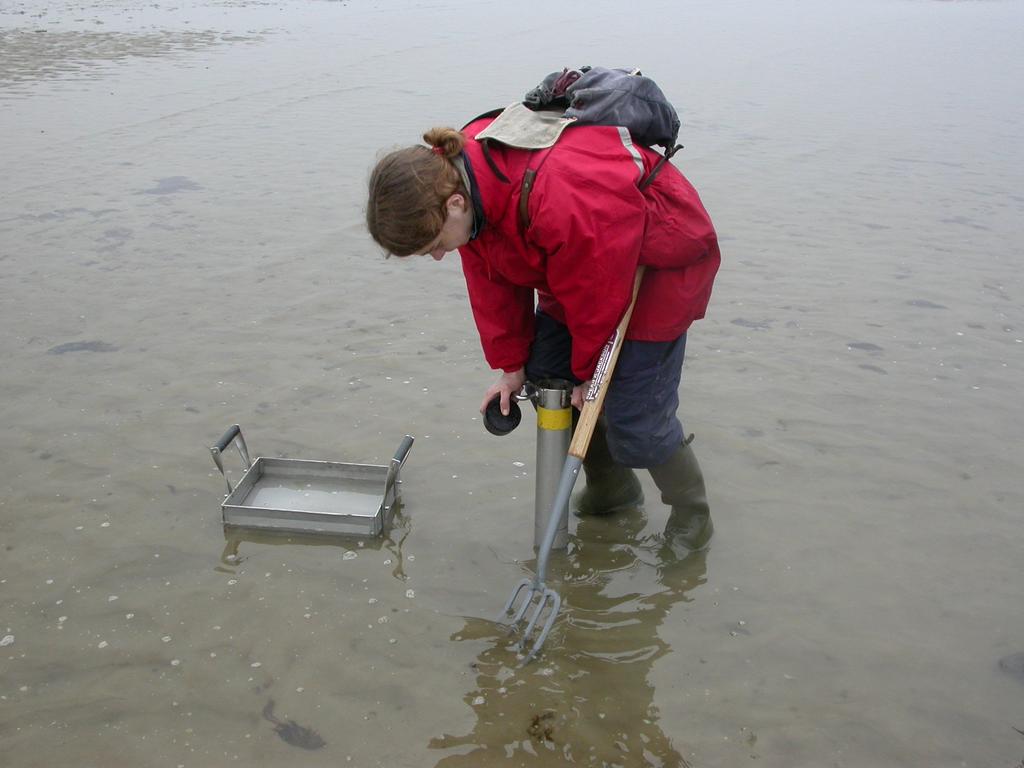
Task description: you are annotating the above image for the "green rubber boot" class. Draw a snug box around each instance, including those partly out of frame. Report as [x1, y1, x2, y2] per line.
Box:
[573, 417, 644, 516]
[648, 436, 713, 554]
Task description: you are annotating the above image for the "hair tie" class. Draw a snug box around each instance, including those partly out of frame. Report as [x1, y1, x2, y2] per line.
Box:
[431, 146, 445, 156]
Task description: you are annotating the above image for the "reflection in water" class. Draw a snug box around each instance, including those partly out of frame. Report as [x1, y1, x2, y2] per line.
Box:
[217, 500, 413, 581]
[431, 509, 707, 767]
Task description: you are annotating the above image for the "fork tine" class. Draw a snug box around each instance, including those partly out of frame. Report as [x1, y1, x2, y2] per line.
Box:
[519, 589, 551, 644]
[524, 589, 557, 651]
[521, 589, 562, 663]
[499, 577, 534, 624]
[509, 589, 538, 626]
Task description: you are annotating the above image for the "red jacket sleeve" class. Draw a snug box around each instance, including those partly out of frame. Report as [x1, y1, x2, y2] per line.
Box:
[458, 246, 535, 372]
[526, 147, 646, 380]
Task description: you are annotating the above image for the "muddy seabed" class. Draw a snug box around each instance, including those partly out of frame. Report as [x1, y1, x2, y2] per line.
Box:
[1, 0, 1023, 766]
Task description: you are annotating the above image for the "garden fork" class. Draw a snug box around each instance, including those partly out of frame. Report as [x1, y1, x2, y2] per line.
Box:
[499, 268, 645, 662]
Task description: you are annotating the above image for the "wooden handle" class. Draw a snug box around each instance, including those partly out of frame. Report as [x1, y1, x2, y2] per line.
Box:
[568, 267, 646, 459]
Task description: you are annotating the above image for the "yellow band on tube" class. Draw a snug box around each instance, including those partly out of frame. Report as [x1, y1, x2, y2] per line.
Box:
[537, 406, 572, 431]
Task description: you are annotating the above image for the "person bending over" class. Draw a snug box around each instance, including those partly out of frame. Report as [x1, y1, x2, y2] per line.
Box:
[366, 117, 721, 554]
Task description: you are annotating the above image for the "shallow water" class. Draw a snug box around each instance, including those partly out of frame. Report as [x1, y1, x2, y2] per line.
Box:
[245, 477, 383, 516]
[2, 0, 1023, 766]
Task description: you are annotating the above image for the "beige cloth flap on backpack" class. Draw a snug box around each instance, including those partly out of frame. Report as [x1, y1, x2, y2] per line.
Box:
[474, 102, 575, 149]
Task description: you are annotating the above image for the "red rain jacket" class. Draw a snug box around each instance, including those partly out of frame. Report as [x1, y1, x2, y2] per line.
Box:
[458, 115, 720, 381]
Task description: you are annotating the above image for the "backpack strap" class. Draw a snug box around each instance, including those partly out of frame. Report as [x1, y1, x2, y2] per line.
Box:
[463, 107, 505, 126]
[482, 139, 511, 184]
[463, 109, 512, 184]
[518, 146, 556, 230]
[637, 143, 683, 192]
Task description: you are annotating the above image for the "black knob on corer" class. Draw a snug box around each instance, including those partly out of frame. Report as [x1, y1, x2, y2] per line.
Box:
[483, 394, 522, 436]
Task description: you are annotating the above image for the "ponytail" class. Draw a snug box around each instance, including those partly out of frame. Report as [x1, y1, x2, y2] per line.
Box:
[423, 127, 465, 159]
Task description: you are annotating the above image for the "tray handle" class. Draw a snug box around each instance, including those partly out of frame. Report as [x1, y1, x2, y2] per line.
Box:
[385, 435, 415, 502]
[209, 424, 252, 494]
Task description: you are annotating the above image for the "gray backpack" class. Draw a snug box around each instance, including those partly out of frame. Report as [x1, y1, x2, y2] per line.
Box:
[523, 66, 682, 156]
[470, 67, 684, 228]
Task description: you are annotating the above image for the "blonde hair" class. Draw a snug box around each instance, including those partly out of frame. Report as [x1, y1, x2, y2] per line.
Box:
[367, 127, 467, 257]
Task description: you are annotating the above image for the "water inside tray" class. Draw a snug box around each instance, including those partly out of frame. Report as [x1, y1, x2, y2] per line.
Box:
[244, 475, 383, 517]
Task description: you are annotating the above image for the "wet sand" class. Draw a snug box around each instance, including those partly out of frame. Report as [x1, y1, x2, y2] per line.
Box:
[2, 0, 1023, 766]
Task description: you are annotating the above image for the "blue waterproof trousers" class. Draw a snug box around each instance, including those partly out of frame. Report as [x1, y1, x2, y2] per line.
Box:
[524, 310, 687, 468]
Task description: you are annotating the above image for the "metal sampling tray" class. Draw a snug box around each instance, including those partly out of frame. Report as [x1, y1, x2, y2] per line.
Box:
[209, 425, 414, 537]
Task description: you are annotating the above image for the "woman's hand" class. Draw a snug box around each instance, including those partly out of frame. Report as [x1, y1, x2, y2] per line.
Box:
[570, 380, 592, 410]
[480, 368, 526, 416]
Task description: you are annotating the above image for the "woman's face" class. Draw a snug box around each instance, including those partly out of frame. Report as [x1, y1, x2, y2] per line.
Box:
[417, 194, 473, 260]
